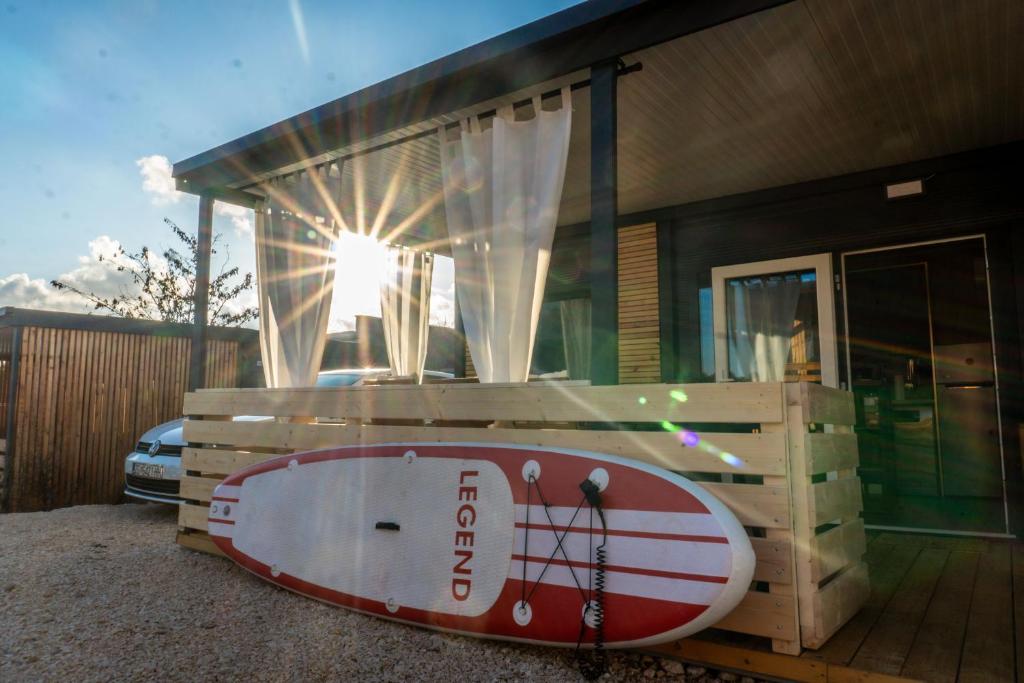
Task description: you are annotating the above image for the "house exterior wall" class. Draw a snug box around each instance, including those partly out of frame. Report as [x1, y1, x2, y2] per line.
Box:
[654, 144, 1024, 390]
[655, 143, 1024, 535]
[545, 141, 1024, 533]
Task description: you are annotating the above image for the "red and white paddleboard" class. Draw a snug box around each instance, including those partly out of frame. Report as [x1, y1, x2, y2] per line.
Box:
[208, 443, 755, 648]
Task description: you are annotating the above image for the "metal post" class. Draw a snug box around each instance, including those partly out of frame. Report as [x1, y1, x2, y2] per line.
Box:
[589, 60, 619, 386]
[189, 194, 214, 392]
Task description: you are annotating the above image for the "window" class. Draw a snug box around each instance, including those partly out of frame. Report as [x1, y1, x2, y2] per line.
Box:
[712, 253, 837, 387]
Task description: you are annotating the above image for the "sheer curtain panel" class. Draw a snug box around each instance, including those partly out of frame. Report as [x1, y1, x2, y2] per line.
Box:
[438, 87, 572, 383]
[726, 274, 802, 382]
[255, 164, 342, 388]
[380, 246, 433, 381]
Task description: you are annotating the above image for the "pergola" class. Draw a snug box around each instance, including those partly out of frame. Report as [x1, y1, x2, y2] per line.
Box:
[170, 1, 1024, 672]
[171, 0, 790, 389]
[172, 0, 1024, 390]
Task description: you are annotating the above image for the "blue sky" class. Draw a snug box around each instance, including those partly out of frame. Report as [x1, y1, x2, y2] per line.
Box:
[0, 0, 577, 328]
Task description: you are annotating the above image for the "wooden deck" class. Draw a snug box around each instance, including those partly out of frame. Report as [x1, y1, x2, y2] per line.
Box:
[653, 529, 1022, 682]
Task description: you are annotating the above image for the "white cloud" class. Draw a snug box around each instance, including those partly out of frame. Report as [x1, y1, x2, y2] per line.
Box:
[137, 153, 253, 236]
[215, 202, 254, 237]
[136, 154, 182, 205]
[67, 235, 139, 294]
[1, 236, 154, 315]
[1, 234, 260, 328]
[210, 286, 258, 328]
[0, 273, 88, 313]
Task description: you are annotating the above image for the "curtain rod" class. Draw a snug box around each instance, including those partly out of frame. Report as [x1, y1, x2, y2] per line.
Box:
[238, 61, 642, 192]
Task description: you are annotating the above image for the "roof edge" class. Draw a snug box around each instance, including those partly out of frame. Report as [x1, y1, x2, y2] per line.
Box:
[172, 0, 643, 179]
[172, 0, 791, 192]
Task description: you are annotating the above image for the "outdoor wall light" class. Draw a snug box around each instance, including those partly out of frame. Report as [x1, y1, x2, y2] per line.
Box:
[884, 178, 925, 200]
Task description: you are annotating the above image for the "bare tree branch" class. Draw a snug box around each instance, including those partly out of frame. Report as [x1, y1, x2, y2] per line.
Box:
[52, 218, 258, 327]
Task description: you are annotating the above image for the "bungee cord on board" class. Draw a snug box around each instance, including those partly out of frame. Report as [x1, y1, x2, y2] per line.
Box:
[517, 475, 608, 680]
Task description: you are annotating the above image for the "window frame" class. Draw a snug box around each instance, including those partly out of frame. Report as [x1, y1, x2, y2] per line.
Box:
[711, 253, 838, 388]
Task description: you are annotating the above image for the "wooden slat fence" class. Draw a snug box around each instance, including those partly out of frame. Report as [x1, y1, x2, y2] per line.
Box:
[4, 326, 239, 511]
[175, 380, 866, 654]
[618, 223, 661, 383]
[0, 328, 12, 435]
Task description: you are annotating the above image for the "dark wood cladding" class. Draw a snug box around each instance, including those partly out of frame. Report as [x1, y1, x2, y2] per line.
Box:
[654, 142, 1024, 383]
[648, 141, 1024, 533]
[4, 326, 239, 512]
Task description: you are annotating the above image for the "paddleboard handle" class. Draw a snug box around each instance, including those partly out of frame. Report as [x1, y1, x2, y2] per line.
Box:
[375, 521, 400, 531]
[579, 478, 603, 510]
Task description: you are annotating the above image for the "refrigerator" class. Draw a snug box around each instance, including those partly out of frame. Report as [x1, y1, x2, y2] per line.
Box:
[934, 343, 1002, 498]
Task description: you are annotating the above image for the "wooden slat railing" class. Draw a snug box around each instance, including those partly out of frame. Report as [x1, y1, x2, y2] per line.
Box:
[175, 381, 866, 655]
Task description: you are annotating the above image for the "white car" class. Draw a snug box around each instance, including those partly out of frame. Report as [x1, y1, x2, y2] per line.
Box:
[124, 368, 451, 504]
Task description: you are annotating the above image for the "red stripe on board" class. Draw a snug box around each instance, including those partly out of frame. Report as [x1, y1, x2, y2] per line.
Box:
[211, 532, 712, 645]
[514, 522, 728, 544]
[207, 518, 235, 526]
[511, 554, 729, 584]
[211, 496, 239, 502]
[220, 444, 711, 514]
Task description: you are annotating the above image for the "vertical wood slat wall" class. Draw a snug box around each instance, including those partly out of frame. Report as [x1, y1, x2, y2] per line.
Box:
[618, 223, 661, 383]
[0, 329, 10, 498]
[0, 328, 12, 434]
[4, 326, 239, 512]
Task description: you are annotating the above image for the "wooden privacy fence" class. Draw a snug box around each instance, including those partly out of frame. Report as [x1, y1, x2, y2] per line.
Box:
[2, 322, 241, 511]
[176, 380, 867, 655]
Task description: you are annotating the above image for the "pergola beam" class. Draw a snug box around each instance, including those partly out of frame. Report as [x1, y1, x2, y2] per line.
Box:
[589, 59, 619, 386]
[175, 183, 262, 210]
[188, 194, 215, 392]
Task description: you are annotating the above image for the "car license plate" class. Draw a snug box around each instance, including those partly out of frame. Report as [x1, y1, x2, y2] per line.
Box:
[133, 462, 164, 479]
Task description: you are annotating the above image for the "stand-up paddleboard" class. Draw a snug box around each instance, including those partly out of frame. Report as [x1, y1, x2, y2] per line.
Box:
[208, 443, 755, 648]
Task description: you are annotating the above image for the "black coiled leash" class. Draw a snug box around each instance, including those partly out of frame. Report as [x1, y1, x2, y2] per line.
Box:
[575, 478, 608, 681]
[518, 474, 609, 680]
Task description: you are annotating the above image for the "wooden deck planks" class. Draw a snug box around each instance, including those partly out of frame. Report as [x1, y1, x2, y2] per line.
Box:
[957, 543, 1014, 683]
[874, 532, 991, 554]
[802, 541, 920, 665]
[1015, 544, 1024, 683]
[899, 551, 979, 683]
[848, 548, 949, 676]
[684, 533, 1024, 683]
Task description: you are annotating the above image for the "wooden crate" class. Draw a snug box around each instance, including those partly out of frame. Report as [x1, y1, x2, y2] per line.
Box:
[175, 380, 866, 655]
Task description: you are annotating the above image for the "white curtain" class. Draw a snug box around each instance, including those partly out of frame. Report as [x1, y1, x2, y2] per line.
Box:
[438, 86, 572, 383]
[255, 164, 342, 388]
[559, 298, 591, 380]
[380, 246, 433, 380]
[726, 274, 803, 382]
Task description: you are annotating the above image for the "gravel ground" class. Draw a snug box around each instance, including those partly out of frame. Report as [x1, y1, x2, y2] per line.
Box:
[1, 504, 763, 682]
